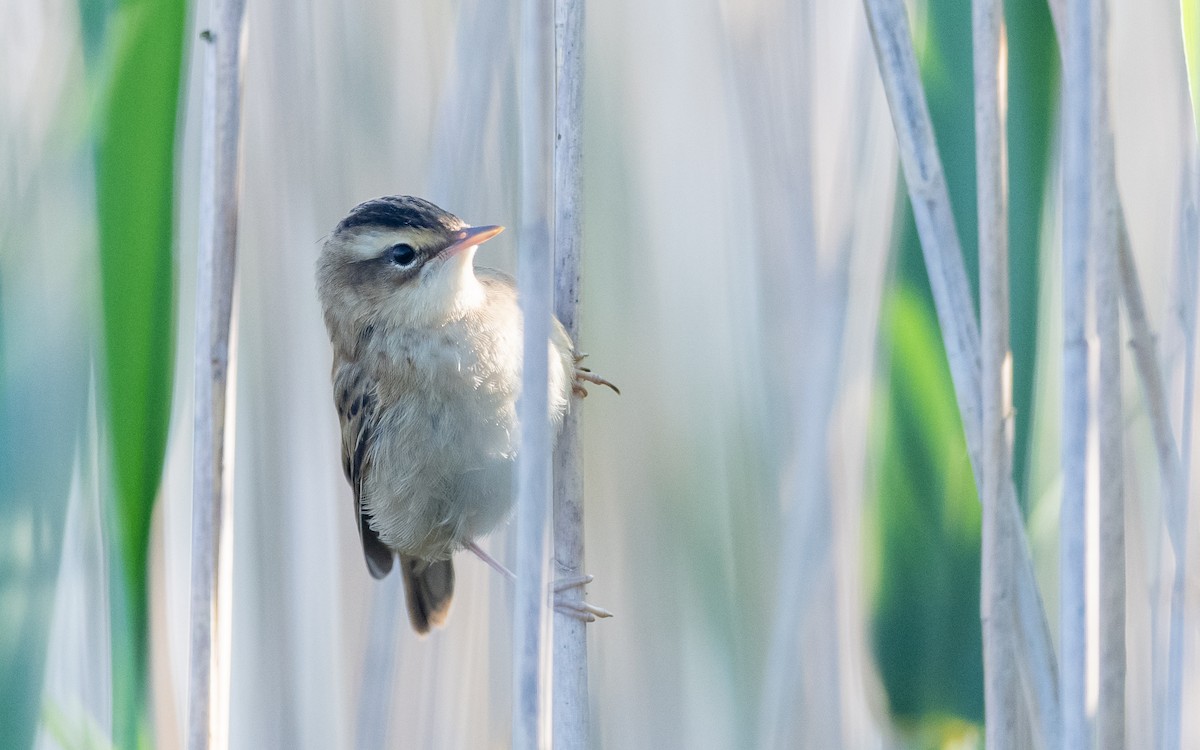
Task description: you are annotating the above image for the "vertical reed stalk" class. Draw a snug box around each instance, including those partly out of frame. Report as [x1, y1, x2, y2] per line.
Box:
[1060, 0, 1093, 744]
[1091, 0, 1125, 743]
[1161, 123, 1199, 746]
[514, 0, 555, 744]
[1048, 6, 1186, 742]
[974, 0, 1019, 745]
[756, 262, 850, 748]
[552, 0, 592, 746]
[1116, 221, 1185, 524]
[188, 2, 247, 749]
[722, 0, 838, 744]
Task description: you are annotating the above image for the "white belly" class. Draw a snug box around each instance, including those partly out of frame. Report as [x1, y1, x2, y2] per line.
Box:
[358, 313, 571, 560]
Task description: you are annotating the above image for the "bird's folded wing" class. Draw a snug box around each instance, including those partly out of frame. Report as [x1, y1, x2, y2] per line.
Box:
[333, 357, 394, 578]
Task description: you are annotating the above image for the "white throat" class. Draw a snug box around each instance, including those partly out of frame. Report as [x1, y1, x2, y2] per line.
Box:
[395, 247, 486, 328]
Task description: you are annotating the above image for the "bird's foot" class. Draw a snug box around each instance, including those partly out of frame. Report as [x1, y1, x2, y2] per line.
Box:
[553, 574, 614, 622]
[572, 354, 620, 398]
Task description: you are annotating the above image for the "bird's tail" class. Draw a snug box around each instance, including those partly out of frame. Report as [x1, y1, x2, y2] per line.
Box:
[400, 555, 454, 634]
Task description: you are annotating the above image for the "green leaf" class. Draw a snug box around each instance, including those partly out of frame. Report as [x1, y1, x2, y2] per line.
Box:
[93, 0, 186, 744]
[871, 288, 984, 727]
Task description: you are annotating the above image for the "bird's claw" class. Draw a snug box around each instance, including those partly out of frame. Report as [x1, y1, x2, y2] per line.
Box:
[553, 574, 594, 592]
[571, 351, 619, 397]
[552, 573, 614, 622]
[573, 368, 620, 397]
[555, 599, 615, 622]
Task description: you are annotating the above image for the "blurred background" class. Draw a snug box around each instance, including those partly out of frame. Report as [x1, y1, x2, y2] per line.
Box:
[2, 0, 1197, 747]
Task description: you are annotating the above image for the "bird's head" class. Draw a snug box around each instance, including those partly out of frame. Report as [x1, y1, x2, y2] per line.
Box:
[317, 196, 503, 340]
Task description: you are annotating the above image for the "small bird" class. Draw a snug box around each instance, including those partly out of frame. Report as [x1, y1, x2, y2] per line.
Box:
[316, 195, 613, 633]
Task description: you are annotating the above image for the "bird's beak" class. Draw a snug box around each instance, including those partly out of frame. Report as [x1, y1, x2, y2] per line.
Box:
[443, 225, 504, 257]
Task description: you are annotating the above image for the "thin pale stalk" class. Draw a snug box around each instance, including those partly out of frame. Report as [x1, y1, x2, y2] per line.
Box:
[1118, 220, 1189, 750]
[1162, 149, 1199, 750]
[1117, 221, 1185, 520]
[750, 25, 889, 745]
[188, 3, 247, 750]
[724, 0, 818, 455]
[726, 0, 841, 744]
[428, 0, 512, 204]
[1091, 0, 1125, 743]
[1095, 200, 1126, 750]
[1046, 0, 1182, 497]
[354, 575, 403, 750]
[1159, 10, 1200, 739]
[1055, 0, 1186, 587]
[861, 2, 1061, 746]
[1177, 12, 1200, 532]
[757, 260, 850, 749]
[1180, 151, 1200, 480]
[863, 0, 982, 448]
[514, 0, 555, 745]
[1061, 0, 1093, 745]
[1050, 5, 1191, 744]
[551, 0, 590, 746]
[974, 0, 1019, 745]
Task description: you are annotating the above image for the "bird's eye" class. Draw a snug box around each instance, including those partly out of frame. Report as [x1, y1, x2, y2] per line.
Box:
[388, 243, 417, 267]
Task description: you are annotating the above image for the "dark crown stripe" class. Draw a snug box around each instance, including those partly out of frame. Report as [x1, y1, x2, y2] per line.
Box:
[336, 195, 465, 234]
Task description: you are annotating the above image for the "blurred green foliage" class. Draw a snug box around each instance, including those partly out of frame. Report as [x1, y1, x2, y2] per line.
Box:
[1006, 0, 1059, 492]
[92, 0, 186, 745]
[870, 0, 1057, 740]
[1184, 0, 1200, 131]
[43, 701, 118, 750]
[873, 289, 984, 725]
[0, 309, 89, 750]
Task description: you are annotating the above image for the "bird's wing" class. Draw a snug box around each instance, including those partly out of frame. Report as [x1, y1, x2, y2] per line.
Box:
[333, 356, 394, 578]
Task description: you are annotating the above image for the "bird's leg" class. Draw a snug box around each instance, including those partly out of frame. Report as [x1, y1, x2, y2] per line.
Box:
[464, 541, 613, 622]
[465, 540, 516, 582]
[572, 352, 620, 398]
